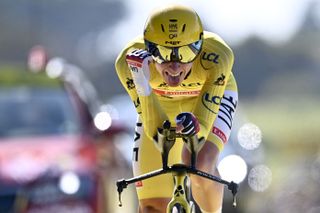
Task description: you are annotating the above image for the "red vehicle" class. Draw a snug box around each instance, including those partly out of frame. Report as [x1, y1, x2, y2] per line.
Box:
[0, 67, 129, 213]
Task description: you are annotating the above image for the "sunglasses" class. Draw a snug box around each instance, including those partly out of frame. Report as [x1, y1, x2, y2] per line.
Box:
[145, 40, 203, 64]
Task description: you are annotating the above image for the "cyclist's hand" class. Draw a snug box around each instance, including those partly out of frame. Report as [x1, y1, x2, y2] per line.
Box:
[175, 112, 200, 136]
[126, 49, 152, 96]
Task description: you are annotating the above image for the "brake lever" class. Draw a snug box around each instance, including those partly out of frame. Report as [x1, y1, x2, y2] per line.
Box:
[228, 181, 239, 207]
[116, 179, 128, 207]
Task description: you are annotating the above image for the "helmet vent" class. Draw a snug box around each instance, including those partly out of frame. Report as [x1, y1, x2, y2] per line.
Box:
[161, 24, 165, 32]
[182, 24, 186, 32]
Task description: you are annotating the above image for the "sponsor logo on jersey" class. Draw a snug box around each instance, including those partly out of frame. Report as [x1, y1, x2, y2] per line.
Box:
[214, 74, 226, 86]
[200, 52, 220, 70]
[126, 78, 135, 90]
[134, 122, 142, 142]
[218, 94, 237, 129]
[133, 97, 140, 108]
[202, 52, 220, 64]
[153, 89, 200, 97]
[158, 82, 168, 88]
[133, 97, 141, 114]
[129, 65, 139, 72]
[212, 127, 227, 144]
[157, 82, 202, 89]
[133, 147, 139, 161]
[201, 92, 221, 113]
[135, 181, 143, 187]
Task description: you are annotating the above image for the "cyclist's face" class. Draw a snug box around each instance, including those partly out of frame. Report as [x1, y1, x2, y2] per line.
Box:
[154, 61, 193, 87]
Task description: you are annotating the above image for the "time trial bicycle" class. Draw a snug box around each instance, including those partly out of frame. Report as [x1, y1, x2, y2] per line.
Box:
[116, 120, 239, 213]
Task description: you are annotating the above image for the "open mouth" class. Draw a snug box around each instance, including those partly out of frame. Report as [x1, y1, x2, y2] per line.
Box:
[164, 71, 183, 86]
[165, 71, 182, 77]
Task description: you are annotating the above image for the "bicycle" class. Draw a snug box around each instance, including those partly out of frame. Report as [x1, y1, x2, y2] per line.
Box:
[116, 120, 239, 213]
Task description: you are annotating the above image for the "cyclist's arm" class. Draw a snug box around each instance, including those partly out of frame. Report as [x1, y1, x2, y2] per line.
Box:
[208, 73, 238, 151]
[192, 39, 234, 140]
[115, 39, 168, 140]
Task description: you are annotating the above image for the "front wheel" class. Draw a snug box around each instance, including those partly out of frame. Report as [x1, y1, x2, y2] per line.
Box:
[189, 202, 195, 213]
[171, 203, 186, 213]
[171, 202, 195, 213]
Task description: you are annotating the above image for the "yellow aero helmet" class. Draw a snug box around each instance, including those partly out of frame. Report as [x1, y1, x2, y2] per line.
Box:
[144, 5, 203, 47]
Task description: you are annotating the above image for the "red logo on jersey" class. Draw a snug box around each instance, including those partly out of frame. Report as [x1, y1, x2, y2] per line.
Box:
[135, 181, 143, 187]
[212, 127, 227, 143]
[153, 89, 200, 97]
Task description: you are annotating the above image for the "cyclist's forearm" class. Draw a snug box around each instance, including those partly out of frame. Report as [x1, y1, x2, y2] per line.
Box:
[139, 93, 168, 140]
[193, 74, 233, 139]
[193, 79, 228, 139]
[193, 44, 234, 140]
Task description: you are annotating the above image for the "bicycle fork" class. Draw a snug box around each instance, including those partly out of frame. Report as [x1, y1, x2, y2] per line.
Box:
[167, 169, 195, 213]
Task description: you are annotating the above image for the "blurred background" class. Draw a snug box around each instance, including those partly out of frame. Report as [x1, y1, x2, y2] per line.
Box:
[0, 0, 319, 212]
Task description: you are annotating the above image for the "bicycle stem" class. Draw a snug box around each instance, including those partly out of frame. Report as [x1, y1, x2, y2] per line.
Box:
[161, 120, 199, 169]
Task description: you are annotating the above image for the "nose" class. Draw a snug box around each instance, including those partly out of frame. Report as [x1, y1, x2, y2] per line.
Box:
[169, 62, 180, 70]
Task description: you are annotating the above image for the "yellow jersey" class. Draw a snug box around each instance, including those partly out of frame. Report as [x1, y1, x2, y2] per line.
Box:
[115, 31, 236, 146]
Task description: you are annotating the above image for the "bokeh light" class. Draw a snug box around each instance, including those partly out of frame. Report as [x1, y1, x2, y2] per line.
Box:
[94, 111, 112, 131]
[237, 123, 262, 150]
[218, 155, 247, 183]
[28, 45, 47, 72]
[248, 164, 272, 192]
[59, 172, 80, 195]
[45, 57, 65, 78]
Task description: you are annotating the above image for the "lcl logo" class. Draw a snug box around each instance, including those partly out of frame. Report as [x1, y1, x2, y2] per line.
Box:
[201, 92, 221, 114]
[202, 52, 219, 64]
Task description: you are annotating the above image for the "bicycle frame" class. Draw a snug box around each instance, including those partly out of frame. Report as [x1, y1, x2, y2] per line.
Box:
[167, 167, 193, 212]
[116, 120, 239, 212]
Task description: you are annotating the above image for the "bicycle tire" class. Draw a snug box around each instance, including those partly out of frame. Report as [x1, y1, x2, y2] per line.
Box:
[171, 203, 196, 213]
[171, 203, 186, 213]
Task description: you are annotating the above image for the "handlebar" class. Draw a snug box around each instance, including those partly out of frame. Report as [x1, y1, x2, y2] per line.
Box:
[116, 120, 239, 207]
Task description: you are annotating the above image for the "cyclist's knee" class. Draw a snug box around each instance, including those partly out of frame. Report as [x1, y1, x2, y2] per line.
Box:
[195, 141, 220, 172]
[183, 141, 222, 189]
[182, 142, 220, 174]
[139, 198, 169, 213]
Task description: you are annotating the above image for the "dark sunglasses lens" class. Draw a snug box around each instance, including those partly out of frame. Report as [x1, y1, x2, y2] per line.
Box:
[146, 41, 166, 63]
[145, 40, 202, 64]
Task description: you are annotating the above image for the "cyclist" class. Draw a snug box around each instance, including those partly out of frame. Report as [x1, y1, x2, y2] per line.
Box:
[115, 4, 238, 213]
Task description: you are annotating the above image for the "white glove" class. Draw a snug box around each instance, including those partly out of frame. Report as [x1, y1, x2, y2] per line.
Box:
[126, 49, 152, 96]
